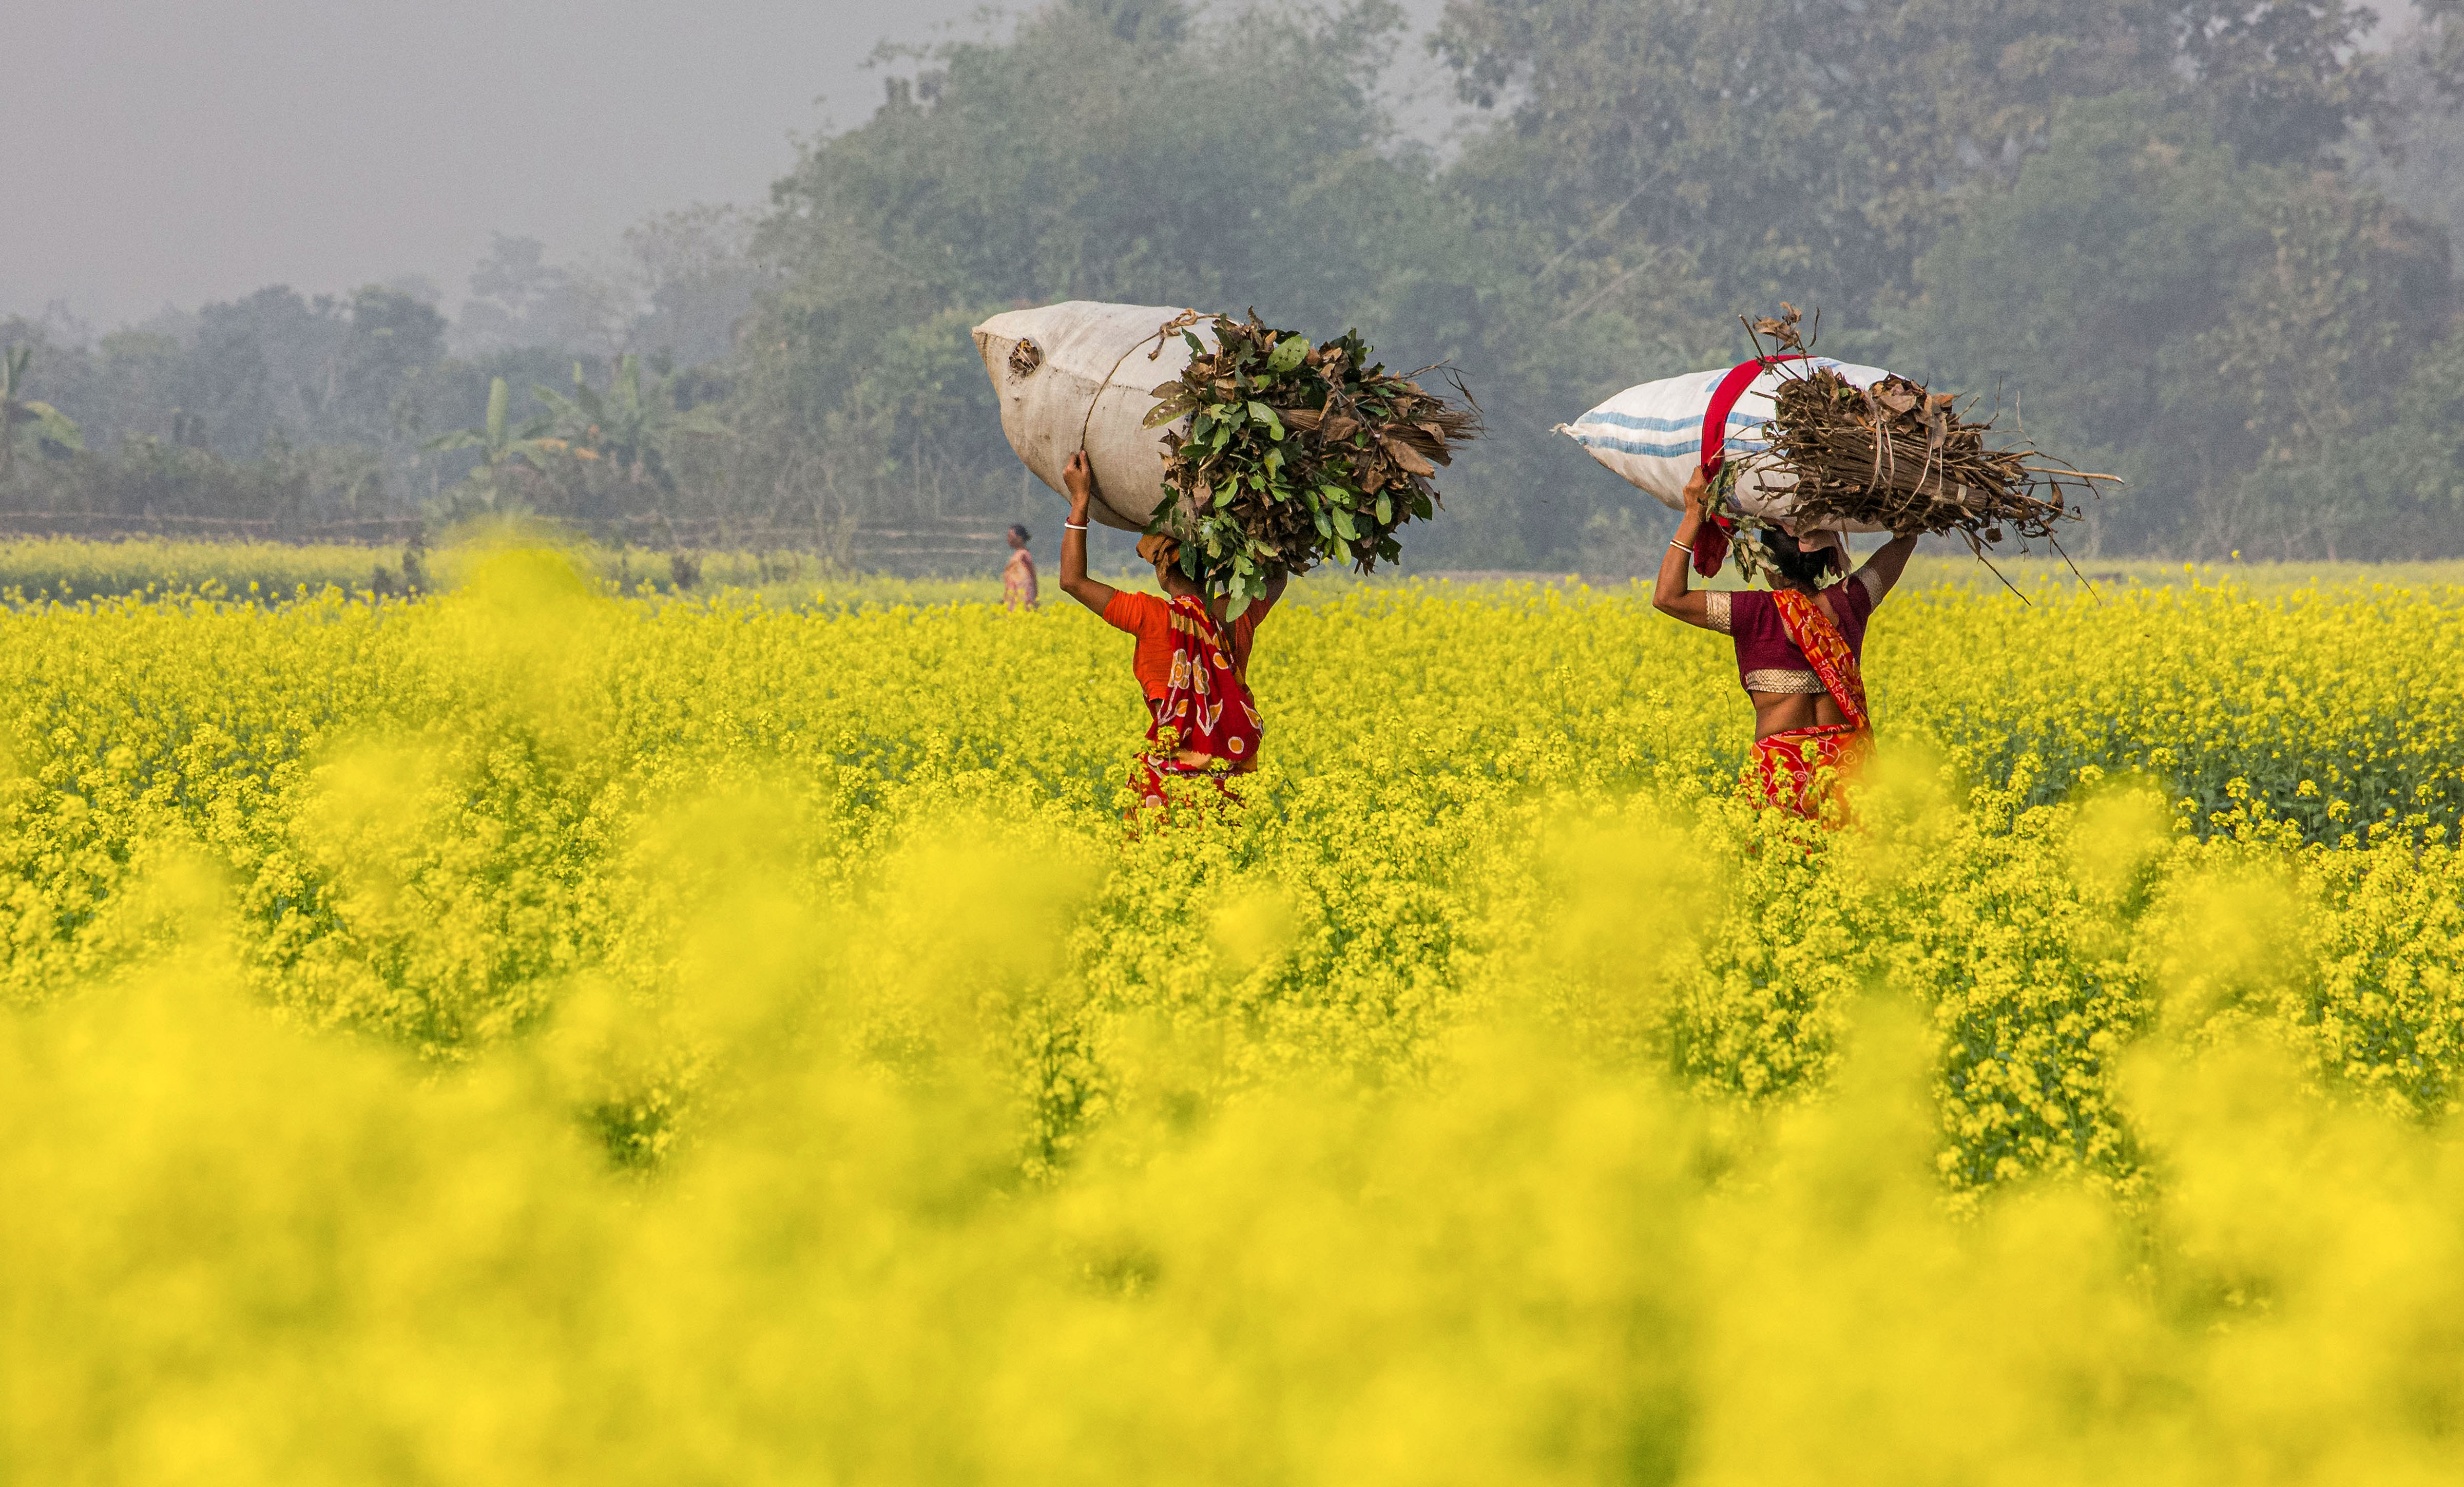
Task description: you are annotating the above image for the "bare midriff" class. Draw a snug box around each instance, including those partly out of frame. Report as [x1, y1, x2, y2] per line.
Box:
[1746, 690, 1851, 739]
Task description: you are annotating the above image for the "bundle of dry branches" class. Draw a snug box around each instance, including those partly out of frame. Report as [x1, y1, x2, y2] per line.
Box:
[1737, 306, 2116, 555]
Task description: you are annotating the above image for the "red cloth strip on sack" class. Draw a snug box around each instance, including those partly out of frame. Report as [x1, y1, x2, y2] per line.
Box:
[1693, 354, 1804, 577]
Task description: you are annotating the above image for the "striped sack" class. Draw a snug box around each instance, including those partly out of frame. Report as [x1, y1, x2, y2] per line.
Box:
[1554, 357, 1895, 529]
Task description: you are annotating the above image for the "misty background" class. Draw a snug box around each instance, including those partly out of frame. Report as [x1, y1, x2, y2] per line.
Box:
[6, 0, 2462, 568]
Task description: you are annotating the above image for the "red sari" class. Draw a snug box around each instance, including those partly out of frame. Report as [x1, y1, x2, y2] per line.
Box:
[1749, 589, 1870, 824]
[1133, 594, 1264, 812]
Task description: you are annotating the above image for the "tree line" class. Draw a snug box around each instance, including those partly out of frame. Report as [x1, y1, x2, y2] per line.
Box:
[6, 0, 2462, 565]
[0, 211, 756, 539]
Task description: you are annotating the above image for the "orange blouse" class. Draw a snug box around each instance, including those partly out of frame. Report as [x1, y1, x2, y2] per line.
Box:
[1102, 591, 1265, 699]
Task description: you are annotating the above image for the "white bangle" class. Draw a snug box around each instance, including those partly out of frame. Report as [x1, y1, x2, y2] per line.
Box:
[1670, 540, 1693, 555]
[1064, 522, 1088, 532]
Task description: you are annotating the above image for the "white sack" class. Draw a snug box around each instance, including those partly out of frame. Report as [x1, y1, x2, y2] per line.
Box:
[973, 302, 1218, 533]
[1557, 358, 1896, 532]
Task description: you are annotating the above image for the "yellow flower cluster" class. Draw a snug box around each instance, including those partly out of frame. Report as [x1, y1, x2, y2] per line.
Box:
[2, 551, 2460, 1478]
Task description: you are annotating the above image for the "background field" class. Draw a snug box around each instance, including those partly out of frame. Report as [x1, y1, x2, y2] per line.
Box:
[11, 532, 2463, 605]
[5, 551, 2461, 1480]
[0, 533, 1007, 609]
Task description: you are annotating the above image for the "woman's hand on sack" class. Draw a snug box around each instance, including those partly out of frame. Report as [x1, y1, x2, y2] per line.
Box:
[1064, 450, 1096, 519]
[1656, 465, 1718, 632]
[1057, 450, 1115, 617]
[1682, 464, 1712, 521]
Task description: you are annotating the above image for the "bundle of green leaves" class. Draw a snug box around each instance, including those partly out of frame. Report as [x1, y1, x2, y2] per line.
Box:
[1142, 314, 1477, 602]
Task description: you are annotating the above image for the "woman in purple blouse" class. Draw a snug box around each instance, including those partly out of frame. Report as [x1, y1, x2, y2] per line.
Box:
[1650, 466, 1920, 818]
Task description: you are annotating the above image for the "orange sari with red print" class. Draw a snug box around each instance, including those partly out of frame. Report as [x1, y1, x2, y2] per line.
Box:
[1750, 589, 1870, 824]
[1133, 594, 1264, 813]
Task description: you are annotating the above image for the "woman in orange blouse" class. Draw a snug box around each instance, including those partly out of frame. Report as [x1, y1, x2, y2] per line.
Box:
[1055, 451, 1288, 808]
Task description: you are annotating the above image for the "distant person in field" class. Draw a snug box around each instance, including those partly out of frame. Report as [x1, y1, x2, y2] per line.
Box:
[1055, 450, 1288, 811]
[1003, 523, 1039, 611]
[1652, 464, 1919, 822]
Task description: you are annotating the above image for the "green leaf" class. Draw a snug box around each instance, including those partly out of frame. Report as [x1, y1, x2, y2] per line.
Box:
[1375, 493, 1392, 525]
[1247, 401, 1283, 440]
[1331, 506, 1359, 541]
[1267, 335, 1311, 373]
[25, 402, 82, 452]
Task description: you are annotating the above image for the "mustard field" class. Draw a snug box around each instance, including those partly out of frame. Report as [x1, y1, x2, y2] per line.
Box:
[6, 549, 2463, 1482]
[0, 533, 1000, 609]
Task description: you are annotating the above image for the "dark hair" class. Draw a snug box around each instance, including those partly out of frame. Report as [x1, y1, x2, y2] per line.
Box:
[1008, 523, 1032, 543]
[1758, 529, 1842, 590]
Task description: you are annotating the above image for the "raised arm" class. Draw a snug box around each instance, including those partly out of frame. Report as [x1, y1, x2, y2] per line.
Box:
[1651, 465, 1720, 631]
[1855, 529, 1923, 603]
[1057, 451, 1118, 617]
[1234, 566, 1292, 625]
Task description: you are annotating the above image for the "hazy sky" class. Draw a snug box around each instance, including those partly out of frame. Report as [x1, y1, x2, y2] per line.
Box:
[9, 0, 1026, 330]
[12, 0, 1456, 334]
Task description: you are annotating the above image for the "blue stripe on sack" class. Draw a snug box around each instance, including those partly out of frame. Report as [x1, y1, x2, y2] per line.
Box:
[1574, 434, 1698, 457]
[1575, 410, 1768, 433]
[1570, 431, 1772, 458]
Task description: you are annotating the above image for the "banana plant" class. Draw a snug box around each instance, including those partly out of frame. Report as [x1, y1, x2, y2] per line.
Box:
[1, 346, 84, 482]
[526, 353, 729, 493]
[425, 376, 559, 512]
[426, 375, 557, 467]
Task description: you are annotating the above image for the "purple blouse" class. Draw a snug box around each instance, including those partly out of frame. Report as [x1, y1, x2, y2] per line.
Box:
[1704, 568, 1885, 694]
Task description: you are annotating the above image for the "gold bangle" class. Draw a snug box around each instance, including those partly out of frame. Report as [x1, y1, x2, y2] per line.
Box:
[1670, 540, 1694, 555]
